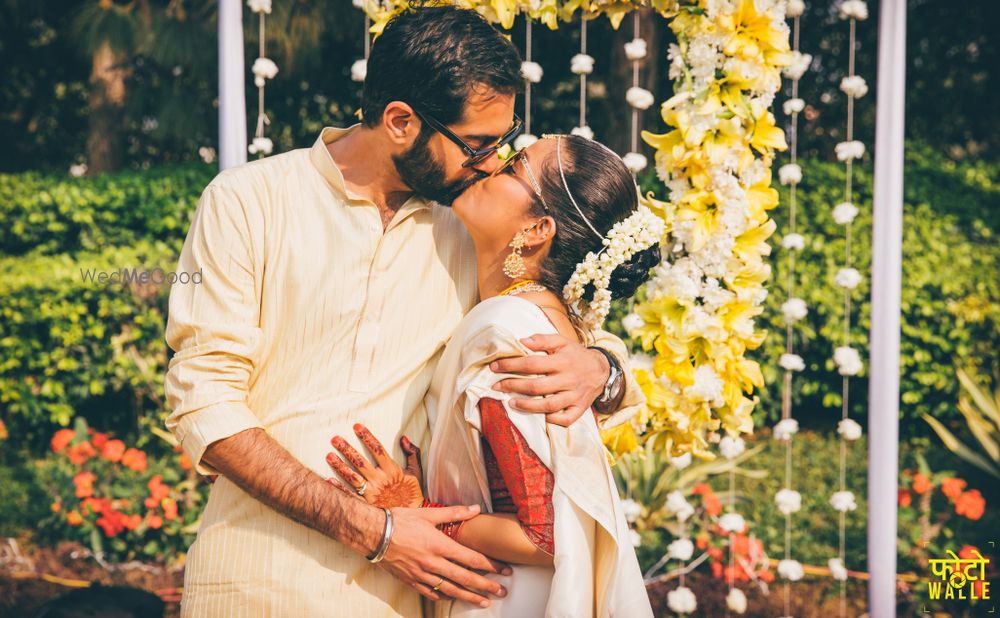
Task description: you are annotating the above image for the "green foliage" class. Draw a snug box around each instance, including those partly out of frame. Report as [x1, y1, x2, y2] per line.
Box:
[0, 457, 48, 537]
[754, 149, 1000, 428]
[0, 241, 177, 445]
[0, 164, 213, 256]
[924, 368, 1000, 478]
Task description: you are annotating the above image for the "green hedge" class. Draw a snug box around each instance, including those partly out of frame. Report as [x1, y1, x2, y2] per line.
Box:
[753, 148, 999, 429]
[0, 241, 176, 448]
[0, 164, 213, 256]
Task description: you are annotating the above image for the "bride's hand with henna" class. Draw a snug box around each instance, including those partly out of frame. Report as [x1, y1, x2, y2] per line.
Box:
[326, 423, 426, 509]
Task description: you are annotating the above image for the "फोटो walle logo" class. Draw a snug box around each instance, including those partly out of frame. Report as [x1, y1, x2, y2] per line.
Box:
[926, 547, 991, 602]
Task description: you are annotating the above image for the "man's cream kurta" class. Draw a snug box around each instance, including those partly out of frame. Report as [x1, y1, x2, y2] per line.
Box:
[164, 127, 642, 617]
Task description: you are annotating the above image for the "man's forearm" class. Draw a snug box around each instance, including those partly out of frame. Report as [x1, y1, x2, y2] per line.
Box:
[202, 427, 384, 556]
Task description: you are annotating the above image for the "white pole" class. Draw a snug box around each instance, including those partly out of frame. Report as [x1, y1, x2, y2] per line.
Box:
[218, 0, 247, 170]
[868, 0, 906, 616]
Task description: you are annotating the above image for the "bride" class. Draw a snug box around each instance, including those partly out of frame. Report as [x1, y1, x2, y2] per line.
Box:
[326, 134, 660, 617]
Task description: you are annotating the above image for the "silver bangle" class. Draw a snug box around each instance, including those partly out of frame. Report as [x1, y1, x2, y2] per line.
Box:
[366, 508, 393, 563]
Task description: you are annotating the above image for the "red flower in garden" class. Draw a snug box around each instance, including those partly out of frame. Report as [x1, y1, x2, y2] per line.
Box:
[911, 473, 932, 495]
[897, 489, 911, 507]
[147, 514, 163, 530]
[51, 429, 75, 453]
[0, 418, 8, 441]
[955, 490, 985, 521]
[941, 477, 967, 502]
[101, 439, 126, 463]
[145, 475, 171, 509]
[178, 451, 193, 471]
[758, 568, 775, 583]
[73, 471, 97, 498]
[97, 509, 126, 537]
[66, 511, 83, 526]
[121, 448, 147, 472]
[90, 431, 108, 450]
[691, 483, 711, 495]
[66, 441, 97, 465]
[711, 561, 723, 578]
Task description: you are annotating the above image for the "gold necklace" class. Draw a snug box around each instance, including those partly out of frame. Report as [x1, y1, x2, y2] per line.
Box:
[498, 280, 548, 296]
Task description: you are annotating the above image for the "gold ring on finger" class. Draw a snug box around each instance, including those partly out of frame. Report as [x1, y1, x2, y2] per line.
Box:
[432, 577, 445, 592]
[356, 479, 368, 496]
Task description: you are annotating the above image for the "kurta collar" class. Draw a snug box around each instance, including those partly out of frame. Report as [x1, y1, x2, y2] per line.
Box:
[309, 125, 431, 221]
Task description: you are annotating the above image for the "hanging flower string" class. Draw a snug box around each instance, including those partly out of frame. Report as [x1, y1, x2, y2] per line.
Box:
[515, 19, 539, 151]
[623, 11, 648, 175]
[570, 18, 593, 139]
[775, 0, 807, 614]
[248, 0, 275, 156]
[351, 0, 371, 83]
[830, 1, 869, 615]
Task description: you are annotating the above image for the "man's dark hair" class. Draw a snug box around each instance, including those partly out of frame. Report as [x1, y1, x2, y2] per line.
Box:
[362, 4, 522, 128]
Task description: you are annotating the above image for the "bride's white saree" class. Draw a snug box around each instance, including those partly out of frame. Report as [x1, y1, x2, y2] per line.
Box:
[423, 296, 653, 618]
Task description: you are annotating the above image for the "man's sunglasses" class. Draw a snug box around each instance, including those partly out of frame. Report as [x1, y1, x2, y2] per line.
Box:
[412, 109, 523, 168]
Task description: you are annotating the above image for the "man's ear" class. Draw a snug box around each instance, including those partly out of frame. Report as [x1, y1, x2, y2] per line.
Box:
[526, 216, 556, 248]
[382, 101, 420, 146]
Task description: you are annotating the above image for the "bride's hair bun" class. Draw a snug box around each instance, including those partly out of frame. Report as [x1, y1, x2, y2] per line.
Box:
[607, 244, 660, 301]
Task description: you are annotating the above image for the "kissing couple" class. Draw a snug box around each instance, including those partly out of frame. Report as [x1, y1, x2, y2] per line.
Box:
[165, 5, 657, 617]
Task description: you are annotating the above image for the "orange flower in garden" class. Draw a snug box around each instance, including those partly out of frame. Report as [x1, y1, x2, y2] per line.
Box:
[51, 429, 75, 453]
[696, 533, 710, 550]
[911, 472, 932, 494]
[0, 418, 8, 441]
[90, 431, 108, 450]
[121, 448, 147, 472]
[941, 477, 967, 502]
[711, 561, 723, 578]
[704, 492, 722, 517]
[145, 475, 171, 509]
[758, 569, 775, 583]
[101, 439, 126, 463]
[898, 489, 912, 508]
[958, 545, 981, 561]
[122, 513, 143, 531]
[955, 490, 985, 521]
[162, 498, 179, 521]
[51, 501, 61, 512]
[66, 511, 83, 526]
[73, 471, 97, 498]
[178, 451, 192, 472]
[147, 514, 163, 530]
[82, 497, 111, 516]
[691, 483, 711, 495]
[66, 441, 97, 465]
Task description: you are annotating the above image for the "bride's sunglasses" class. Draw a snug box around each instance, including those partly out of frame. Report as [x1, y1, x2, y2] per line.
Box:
[412, 109, 523, 168]
[492, 149, 549, 213]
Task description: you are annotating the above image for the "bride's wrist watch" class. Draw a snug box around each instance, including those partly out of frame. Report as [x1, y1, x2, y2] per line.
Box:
[590, 347, 624, 407]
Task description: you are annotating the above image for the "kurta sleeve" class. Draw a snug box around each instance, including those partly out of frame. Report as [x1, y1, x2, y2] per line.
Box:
[589, 328, 645, 430]
[478, 397, 555, 555]
[164, 183, 265, 476]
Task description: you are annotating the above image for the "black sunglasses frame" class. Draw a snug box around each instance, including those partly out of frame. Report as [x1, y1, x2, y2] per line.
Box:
[412, 109, 523, 168]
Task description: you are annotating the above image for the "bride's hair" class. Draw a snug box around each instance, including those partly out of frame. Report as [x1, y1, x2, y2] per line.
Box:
[530, 136, 660, 303]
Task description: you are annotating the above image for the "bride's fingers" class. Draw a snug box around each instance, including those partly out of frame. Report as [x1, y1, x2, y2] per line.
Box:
[325, 452, 365, 488]
[354, 423, 396, 470]
[331, 436, 381, 479]
[401, 436, 423, 478]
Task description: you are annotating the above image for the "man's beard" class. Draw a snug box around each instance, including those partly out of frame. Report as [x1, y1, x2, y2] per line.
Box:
[392, 129, 483, 206]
